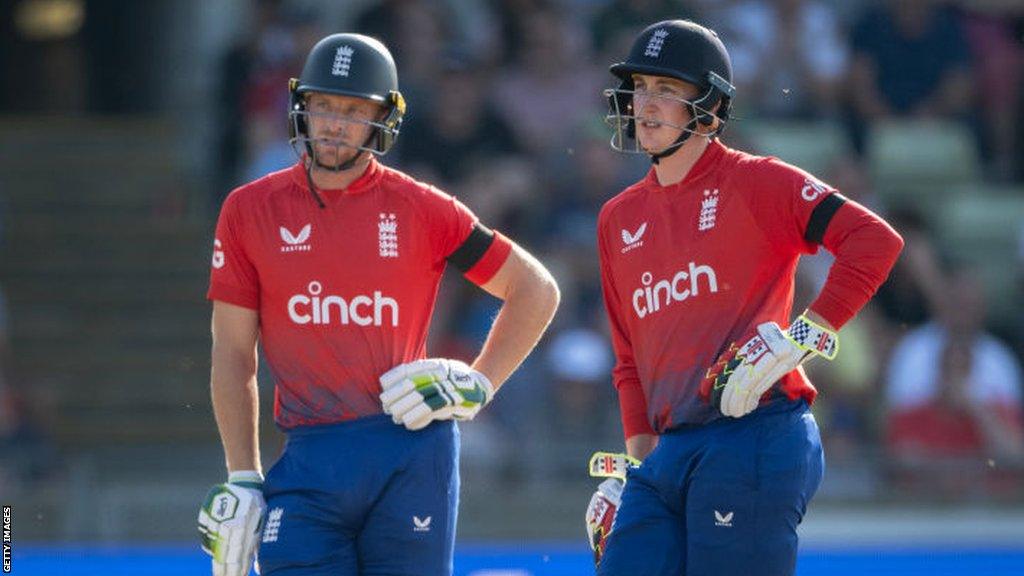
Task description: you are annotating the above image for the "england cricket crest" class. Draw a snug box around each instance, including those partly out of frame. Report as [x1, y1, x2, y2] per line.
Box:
[262, 508, 284, 543]
[332, 45, 354, 77]
[378, 213, 399, 258]
[698, 189, 719, 232]
[644, 29, 669, 58]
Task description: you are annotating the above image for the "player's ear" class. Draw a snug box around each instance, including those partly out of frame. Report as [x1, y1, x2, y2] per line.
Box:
[709, 102, 723, 131]
[698, 100, 723, 134]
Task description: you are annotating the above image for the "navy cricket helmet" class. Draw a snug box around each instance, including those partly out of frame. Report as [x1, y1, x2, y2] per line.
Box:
[605, 20, 736, 160]
[288, 33, 406, 162]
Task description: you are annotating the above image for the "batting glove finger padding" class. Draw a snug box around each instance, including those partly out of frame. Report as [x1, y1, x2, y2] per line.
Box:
[701, 314, 838, 418]
[379, 358, 494, 430]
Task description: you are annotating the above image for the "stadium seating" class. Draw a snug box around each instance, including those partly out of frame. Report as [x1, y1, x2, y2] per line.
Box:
[936, 188, 1024, 324]
[867, 120, 981, 210]
[0, 117, 218, 448]
[732, 119, 850, 177]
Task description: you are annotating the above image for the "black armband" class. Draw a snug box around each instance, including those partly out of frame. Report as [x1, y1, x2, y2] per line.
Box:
[447, 223, 496, 273]
[804, 193, 847, 245]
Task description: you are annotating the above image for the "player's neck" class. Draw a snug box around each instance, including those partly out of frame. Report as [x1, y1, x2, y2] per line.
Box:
[310, 157, 372, 191]
[652, 136, 710, 187]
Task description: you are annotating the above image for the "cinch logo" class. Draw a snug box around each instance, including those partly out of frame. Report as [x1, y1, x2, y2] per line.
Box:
[632, 262, 719, 319]
[800, 178, 829, 201]
[288, 281, 398, 326]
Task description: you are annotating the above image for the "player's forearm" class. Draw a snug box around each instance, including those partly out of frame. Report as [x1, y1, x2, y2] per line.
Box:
[472, 269, 559, 389]
[849, 56, 891, 119]
[211, 345, 261, 474]
[803, 310, 835, 331]
[811, 200, 904, 328]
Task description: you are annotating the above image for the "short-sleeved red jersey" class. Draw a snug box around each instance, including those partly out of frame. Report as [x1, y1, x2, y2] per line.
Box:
[599, 140, 859, 433]
[209, 159, 510, 429]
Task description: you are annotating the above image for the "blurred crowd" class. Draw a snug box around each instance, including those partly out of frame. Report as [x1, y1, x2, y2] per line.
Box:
[206, 0, 1024, 500]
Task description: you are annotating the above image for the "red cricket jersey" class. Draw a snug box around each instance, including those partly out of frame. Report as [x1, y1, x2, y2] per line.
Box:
[208, 159, 510, 429]
[599, 140, 901, 435]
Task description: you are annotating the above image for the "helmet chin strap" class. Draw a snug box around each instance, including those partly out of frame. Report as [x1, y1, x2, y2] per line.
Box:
[303, 162, 326, 209]
[648, 117, 698, 164]
[302, 130, 378, 208]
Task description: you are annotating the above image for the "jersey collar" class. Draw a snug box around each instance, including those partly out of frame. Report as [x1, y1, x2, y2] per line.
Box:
[290, 156, 383, 202]
[643, 139, 726, 191]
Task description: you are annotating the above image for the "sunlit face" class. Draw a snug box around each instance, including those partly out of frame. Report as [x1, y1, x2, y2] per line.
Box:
[304, 92, 385, 168]
[630, 74, 700, 153]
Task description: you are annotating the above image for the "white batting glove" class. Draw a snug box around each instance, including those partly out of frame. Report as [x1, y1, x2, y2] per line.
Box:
[198, 471, 265, 576]
[586, 478, 623, 565]
[379, 358, 494, 431]
[584, 451, 638, 566]
[702, 314, 838, 418]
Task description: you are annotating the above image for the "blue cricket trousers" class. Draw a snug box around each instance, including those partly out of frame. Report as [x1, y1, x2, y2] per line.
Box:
[598, 400, 824, 576]
[257, 414, 459, 576]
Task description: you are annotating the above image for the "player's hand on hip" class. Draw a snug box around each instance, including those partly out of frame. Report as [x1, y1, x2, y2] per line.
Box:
[198, 471, 266, 576]
[379, 358, 494, 431]
[700, 314, 838, 418]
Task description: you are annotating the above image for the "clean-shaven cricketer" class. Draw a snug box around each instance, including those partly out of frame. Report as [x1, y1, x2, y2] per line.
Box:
[196, 33, 559, 576]
[585, 20, 903, 576]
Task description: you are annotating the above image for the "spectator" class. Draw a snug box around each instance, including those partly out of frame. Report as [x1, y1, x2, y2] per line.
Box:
[397, 55, 522, 186]
[491, 7, 605, 156]
[215, 3, 324, 198]
[886, 334, 1024, 498]
[352, 0, 453, 102]
[490, 0, 554, 66]
[846, 0, 973, 155]
[539, 120, 643, 324]
[453, 155, 544, 240]
[590, 0, 697, 55]
[214, 0, 276, 202]
[886, 269, 1021, 412]
[871, 207, 946, 330]
[884, 267, 1024, 498]
[707, 0, 849, 118]
[241, 11, 324, 182]
[544, 119, 642, 242]
[960, 4, 1023, 180]
[351, 0, 415, 49]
